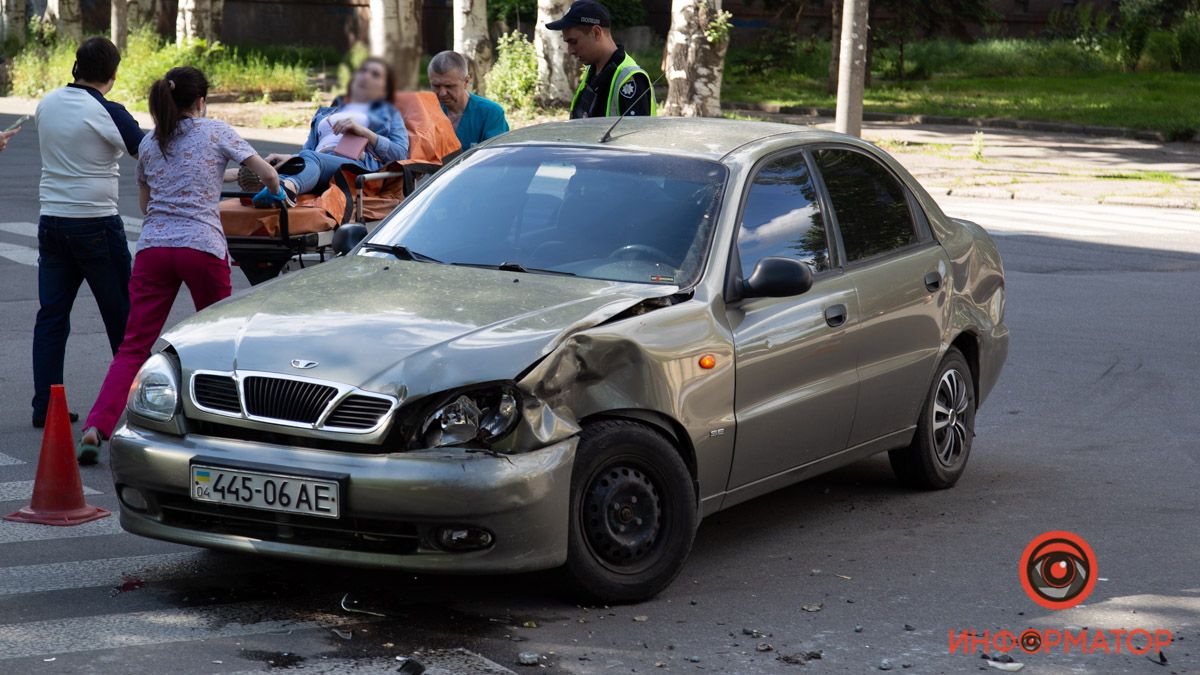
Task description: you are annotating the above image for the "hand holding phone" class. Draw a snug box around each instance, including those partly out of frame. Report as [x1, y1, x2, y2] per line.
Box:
[4, 114, 30, 133]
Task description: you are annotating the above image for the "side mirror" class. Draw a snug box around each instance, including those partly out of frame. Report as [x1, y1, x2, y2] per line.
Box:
[332, 223, 368, 256]
[743, 256, 814, 298]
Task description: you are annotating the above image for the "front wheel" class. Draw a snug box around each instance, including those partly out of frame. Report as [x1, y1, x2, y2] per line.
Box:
[889, 348, 976, 489]
[564, 420, 697, 604]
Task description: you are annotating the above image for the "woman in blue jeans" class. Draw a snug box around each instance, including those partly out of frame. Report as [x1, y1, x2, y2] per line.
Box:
[250, 57, 409, 205]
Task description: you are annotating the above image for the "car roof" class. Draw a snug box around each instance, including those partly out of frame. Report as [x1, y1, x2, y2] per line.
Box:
[489, 117, 848, 161]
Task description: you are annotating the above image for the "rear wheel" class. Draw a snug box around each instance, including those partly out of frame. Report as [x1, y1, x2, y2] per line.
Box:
[889, 348, 975, 489]
[565, 420, 697, 604]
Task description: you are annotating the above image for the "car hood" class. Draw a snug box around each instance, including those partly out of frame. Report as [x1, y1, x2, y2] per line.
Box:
[163, 256, 679, 400]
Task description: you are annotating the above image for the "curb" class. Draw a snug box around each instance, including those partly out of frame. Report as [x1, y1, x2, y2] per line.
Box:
[924, 185, 1197, 210]
[725, 102, 1191, 143]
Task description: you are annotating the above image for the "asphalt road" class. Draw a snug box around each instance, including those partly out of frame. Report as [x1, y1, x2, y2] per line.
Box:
[0, 111, 1197, 674]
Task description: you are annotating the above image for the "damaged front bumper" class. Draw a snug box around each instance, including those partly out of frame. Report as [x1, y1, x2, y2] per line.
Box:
[109, 425, 576, 574]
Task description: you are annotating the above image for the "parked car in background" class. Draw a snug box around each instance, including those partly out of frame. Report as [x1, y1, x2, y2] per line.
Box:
[110, 118, 1008, 603]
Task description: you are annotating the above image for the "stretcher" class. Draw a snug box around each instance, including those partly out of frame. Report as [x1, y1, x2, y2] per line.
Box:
[219, 91, 462, 285]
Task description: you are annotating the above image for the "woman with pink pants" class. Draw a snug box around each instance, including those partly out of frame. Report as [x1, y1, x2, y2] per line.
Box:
[77, 66, 282, 464]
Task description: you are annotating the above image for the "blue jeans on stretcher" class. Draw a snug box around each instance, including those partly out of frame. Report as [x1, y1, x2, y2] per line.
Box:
[281, 149, 369, 195]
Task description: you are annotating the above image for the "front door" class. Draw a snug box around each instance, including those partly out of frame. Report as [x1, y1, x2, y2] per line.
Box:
[727, 150, 861, 489]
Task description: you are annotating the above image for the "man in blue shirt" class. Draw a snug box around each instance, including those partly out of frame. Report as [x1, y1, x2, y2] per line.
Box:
[428, 51, 509, 150]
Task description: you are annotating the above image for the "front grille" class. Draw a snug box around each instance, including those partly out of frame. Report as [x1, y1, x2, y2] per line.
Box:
[325, 395, 393, 430]
[153, 492, 420, 554]
[193, 374, 240, 413]
[243, 376, 338, 424]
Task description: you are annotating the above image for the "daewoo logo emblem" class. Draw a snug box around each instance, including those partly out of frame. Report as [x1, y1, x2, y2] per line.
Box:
[290, 359, 319, 369]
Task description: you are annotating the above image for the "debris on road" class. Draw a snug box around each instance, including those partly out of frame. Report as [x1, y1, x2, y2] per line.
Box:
[880, 658, 894, 670]
[985, 659, 1024, 671]
[903, 624, 915, 631]
[396, 658, 426, 675]
[522, 620, 538, 628]
[1148, 650, 1169, 666]
[340, 592, 386, 617]
[855, 625, 864, 633]
[516, 652, 541, 666]
[756, 642, 774, 652]
[633, 615, 649, 622]
[800, 604, 822, 612]
[331, 628, 353, 640]
[742, 627, 765, 638]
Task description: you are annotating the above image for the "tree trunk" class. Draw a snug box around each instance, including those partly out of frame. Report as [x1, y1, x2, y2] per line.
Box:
[127, 0, 153, 27]
[112, 0, 128, 50]
[534, 0, 575, 107]
[1, 0, 27, 47]
[176, 0, 221, 43]
[45, 0, 82, 41]
[663, 0, 729, 117]
[834, 0, 868, 137]
[827, 0, 841, 94]
[370, 0, 422, 91]
[454, 0, 493, 95]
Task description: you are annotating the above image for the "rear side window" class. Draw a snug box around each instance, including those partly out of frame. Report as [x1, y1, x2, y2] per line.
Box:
[737, 152, 831, 276]
[814, 149, 917, 262]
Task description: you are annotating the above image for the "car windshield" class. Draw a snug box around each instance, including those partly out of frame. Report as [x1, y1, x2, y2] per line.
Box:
[364, 145, 728, 287]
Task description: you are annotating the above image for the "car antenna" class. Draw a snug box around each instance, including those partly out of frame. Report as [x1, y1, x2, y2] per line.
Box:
[600, 72, 665, 144]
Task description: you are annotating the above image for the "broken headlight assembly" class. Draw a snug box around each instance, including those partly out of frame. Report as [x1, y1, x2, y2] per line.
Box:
[419, 385, 521, 449]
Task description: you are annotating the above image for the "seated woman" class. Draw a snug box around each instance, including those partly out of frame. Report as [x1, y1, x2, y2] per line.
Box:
[245, 57, 410, 206]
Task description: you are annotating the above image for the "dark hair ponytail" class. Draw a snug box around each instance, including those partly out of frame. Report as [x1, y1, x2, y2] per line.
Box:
[148, 66, 209, 156]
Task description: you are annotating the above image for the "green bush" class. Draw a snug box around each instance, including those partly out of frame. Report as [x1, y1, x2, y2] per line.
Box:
[1139, 29, 1180, 69]
[1119, 0, 1167, 68]
[874, 38, 1121, 79]
[1177, 10, 1200, 71]
[486, 31, 538, 112]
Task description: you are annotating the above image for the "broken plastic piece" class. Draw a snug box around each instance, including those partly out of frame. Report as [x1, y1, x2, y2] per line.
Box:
[340, 592, 386, 617]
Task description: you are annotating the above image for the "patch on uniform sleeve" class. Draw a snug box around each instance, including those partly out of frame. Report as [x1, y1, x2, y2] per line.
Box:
[620, 81, 637, 99]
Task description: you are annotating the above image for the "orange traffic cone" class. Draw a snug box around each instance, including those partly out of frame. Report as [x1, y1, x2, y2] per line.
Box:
[5, 385, 110, 526]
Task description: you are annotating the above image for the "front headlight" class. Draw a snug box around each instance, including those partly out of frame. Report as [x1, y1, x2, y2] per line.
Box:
[127, 353, 180, 422]
[421, 386, 520, 448]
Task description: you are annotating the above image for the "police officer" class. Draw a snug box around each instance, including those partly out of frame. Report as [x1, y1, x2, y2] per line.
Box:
[547, 0, 655, 119]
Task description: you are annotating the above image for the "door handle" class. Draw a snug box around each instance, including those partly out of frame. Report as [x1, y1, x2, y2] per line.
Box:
[824, 304, 847, 328]
[924, 271, 942, 293]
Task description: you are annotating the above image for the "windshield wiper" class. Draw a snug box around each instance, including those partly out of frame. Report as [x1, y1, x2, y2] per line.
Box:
[361, 242, 442, 263]
[452, 261, 577, 277]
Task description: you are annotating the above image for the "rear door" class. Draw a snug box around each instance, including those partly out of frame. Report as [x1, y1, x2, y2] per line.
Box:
[811, 147, 948, 448]
[726, 150, 861, 489]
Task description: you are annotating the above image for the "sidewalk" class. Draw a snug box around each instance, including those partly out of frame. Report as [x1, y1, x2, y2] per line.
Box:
[738, 110, 1200, 209]
[4, 95, 1196, 209]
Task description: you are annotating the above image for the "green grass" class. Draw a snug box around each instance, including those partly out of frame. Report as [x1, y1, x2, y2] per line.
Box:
[258, 112, 310, 129]
[723, 71, 1200, 139]
[9, 27, 313, 102]
[1095, 170, 1182, 184]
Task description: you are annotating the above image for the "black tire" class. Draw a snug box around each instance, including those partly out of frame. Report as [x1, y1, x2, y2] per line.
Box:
[889, 348, 976, 490]
[564, 420, 698, 604]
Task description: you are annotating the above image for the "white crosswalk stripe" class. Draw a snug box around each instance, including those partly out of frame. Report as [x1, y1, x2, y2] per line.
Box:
[937, 198, 1199, 242]
[0, 480, 100, 503]
[0, 515, 123, 544]
[0, 218, 142, 267]
[0, 604, 350, 661]
[0, 552, 203, 597]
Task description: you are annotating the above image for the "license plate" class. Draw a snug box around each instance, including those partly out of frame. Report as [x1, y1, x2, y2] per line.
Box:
[190, 465, 340, 518]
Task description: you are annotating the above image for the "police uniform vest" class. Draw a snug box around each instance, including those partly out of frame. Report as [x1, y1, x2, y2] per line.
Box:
[570, 51, 657, 118]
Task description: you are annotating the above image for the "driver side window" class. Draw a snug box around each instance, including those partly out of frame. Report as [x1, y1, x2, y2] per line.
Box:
[737, 152, 830, 278]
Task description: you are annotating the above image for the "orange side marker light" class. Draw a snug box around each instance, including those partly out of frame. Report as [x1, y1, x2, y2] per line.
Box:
[699, 354, 717, 370]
